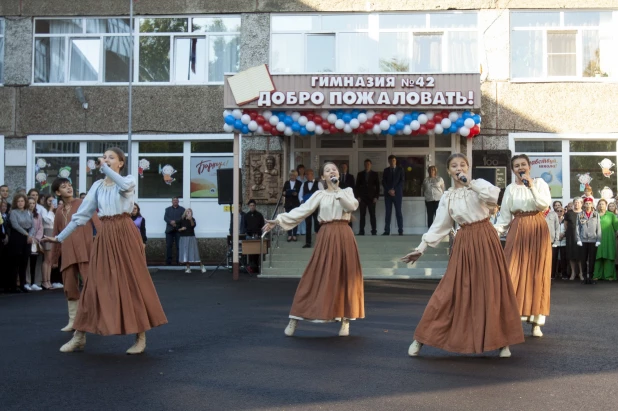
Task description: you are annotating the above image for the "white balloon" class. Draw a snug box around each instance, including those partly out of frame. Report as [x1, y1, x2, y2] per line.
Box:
[232, 109, 242, 119]
[366, 110, 375, 119]
[285, 110, 293, 116]
[449, 112, 459, 122]
[434, 124, 444, 134]
[305, 121, 316, 132]
[387, 114, 398, 125]
[459, 127, 470, 137]
[276, 122, 286, 132]
[248, 120, 258, 131]
[441, 118, 452, 129]
[223, 124, 234, 133]
[241, 114, 251, 124]
[426, 111, 434, 120]
[298, 116, 308, 126]
[380, 120, 390, 130]
[395, 111, 405, 120]
[284, 127, 294, 136]
[343, 124, 353, 133]
[291, 112, 300, 121]
[257, 126, 264, 134]
[262, 110, 272, 120]
[373, 125, 382, 134]
[418, 114, 428, 125]
[357, 113, 368, 123]
[411, 120, 420, 131]
[397, 130, 403, 135]
[428, 129, 435, 136]
[403, 125, 412, 135]
[464, 118, 475, 129]
[315, 125, 324, 135]
[223, 110, 231, 117]
[321, 110, 330, 120]
[327, 113, 338, 124]
[269, 115, 280, 126]
[350, 119, 360, 129]
[366, 128, 373, 135]
[335, 119, 345, 129]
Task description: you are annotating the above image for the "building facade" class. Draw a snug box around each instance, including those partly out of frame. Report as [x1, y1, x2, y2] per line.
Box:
[0, 1, 617, 259]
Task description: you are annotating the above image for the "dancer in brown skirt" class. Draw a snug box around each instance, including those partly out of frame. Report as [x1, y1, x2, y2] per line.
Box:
[43, 148, 167, 354]
[494, 154, 552, 337]
[401, 154, 524, 357]
[51, 177, 101, 332]
[263, 162, 364, 337]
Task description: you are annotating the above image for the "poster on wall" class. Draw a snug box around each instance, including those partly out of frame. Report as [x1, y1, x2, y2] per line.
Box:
[190, 157, 232, 198]
[529, 156, 562, 198]
[244, 151, 282, 204]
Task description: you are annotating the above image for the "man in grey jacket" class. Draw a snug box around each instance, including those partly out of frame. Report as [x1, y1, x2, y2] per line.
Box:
[544, 206, 560, 279]
[576, 197, 602, 285]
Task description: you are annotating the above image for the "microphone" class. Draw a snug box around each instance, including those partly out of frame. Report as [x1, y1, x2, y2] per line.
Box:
[519, 171, 530, 187]
[330, 177, 339, 184]
[456, 173, 467, 183]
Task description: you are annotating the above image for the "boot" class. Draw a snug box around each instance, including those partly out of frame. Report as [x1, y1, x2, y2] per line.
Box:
[338, 319, 350, 337]
[61, 300, 78, 332]
[499, 346, 512, 358]
[284, 319, 297, 336]
[532, 325, 543, 337]
[408, 340, 423, 356]
[579, 272, 584, 281]
[126, 332, 147, 355]
[60, 331, 86, 352]
[200, 264, 206, 273]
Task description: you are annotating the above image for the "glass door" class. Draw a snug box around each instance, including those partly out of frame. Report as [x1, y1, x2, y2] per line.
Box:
[397, 154, 428, 197]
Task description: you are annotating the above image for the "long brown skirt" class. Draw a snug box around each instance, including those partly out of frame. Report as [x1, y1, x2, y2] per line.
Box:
[414, 219, 524, 353]
[504, 211, 552, 323]
[289, 220, 364, 322]
[74, 213, 168, 336]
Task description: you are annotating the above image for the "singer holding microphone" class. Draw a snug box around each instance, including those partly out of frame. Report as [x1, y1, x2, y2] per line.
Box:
[401, 153, 523, 358]
[263, 162, 364, 337]
[495, 154, 552, 338]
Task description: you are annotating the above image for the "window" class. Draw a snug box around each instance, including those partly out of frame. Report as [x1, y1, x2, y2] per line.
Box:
[514, 140, 562, 152]
[271, 12, 478, 74]
[33, 142, 81, 195]
[0, 19, 4, 83]
[86, 142, 129, 190]
[33, 16, 240, 84]
[511, 11, 615, 79]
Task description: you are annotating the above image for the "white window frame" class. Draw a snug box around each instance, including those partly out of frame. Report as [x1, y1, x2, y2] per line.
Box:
[31, 16, 241, 86]
[510, 10, 618, 82]
[0, 18, 5, 84]
[510, 132, 618, 203]
[270, 12, 479, 75]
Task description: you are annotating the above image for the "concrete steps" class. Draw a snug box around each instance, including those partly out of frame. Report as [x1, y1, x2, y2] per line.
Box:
[260, 234, 448, 280]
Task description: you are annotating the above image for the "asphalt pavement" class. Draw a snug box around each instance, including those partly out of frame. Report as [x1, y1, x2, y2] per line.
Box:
[1, 273, 617, 411]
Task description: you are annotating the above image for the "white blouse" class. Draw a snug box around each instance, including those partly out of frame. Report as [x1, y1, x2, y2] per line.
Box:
[276, 187, 358, 230]
[41, 209, 55, 229]
[57, 163, 135, 243]
[416, 179, 500, 253]
[494, 178, 552, 235]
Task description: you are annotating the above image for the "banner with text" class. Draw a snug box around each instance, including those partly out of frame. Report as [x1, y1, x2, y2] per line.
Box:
[190, 157, 232, 198]
[529, 156, 563, 198]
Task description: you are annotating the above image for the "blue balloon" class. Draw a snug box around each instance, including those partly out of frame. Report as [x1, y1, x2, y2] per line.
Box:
[381, 129, 388, 135]
[402, 115, 412, 124]
[241, 125, 249, 134]
[443, 127, 451, 135]
[455, 118, 465, 128]
[411, 112, 419, 121]
[473, 114, 481, 124]
[342, 114, 352, 123]
[234, 120, 243, 130]
[388, 126, 397, 135]
[300, 127, 308, 136]
[395, 121, 405, 131]
[224, 115, 235, 125]
[449, 125, 458, 133]
[284, 116, 293, 126]
[541, 172, 552, 183]
[462, 111, 472, 119]
[336, 111, 344, 119]
[292, 122, 301, 132]
[351, 110, 360, 118]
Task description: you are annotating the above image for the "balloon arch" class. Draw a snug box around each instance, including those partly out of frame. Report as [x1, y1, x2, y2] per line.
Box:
[223, 109, 481, 138]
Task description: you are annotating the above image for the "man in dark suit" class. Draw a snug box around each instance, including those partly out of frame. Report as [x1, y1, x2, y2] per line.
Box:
[164, 197, 185, 265]
[299, 169, 320, 248]
[339, 163, 355, 191]
[283, 170, 302, 241]
[382, 154, 405, 235]
[355, 158, 380, 235]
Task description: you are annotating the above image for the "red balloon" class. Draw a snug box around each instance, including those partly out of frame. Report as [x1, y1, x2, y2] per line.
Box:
[365, 120, 374, 129]
[381, 110, 390, 118]
[358, 125, 366, 133]
[313, 117, 322, 126]
[329, 125, 338, 134]
[373, 114, 382, 122]
[256, 116, 265, 125]
[412, 130, 420, 136]
[263, 123, 272, 132]
[471, 125, 480, 136]
[306, 113, 314, 121]
[441, 110, 450, 117]
[249, 111, 258, 120]
[419, 126, 428, 135]
[426, 120, 435, 130]
[433, 114, 443, 123]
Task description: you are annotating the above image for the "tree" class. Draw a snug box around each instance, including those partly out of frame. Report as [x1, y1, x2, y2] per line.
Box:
[379, 57, 409, 73]
[138, 18, 188, 82]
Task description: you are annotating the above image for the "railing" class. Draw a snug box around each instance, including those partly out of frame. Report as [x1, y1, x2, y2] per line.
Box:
[260, 191, 285, 270]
